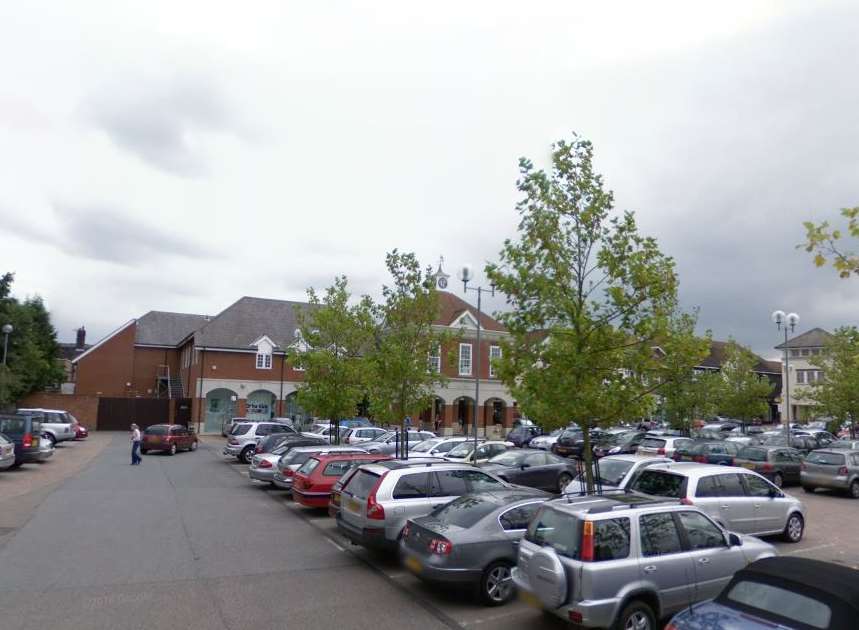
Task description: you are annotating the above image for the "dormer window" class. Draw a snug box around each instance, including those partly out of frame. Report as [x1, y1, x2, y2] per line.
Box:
[256, 352, 272, 369]
[252, 335, 275, 370]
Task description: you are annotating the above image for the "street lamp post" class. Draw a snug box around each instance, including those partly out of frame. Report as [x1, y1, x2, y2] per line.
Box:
[458, 265, 494, 454]
[772, 310, 799, 442]
[1, 324, 12, 366]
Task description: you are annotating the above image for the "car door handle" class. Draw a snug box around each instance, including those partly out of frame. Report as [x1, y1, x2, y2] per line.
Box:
[697, 558, 710, 565]
[720, 505, 729, 509]
[754, 504, 761, 510]
[643, 565, 657, 574]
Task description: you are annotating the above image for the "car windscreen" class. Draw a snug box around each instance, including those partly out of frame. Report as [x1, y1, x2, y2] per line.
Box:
[593, 459, 634, 486]
[145, 426, 168, 435]
[805, 451, 845, 466]
[410, 439, 442, 453]
[430, 494, 498, 528]
[344, 469, 381, 500]
[487, 450, 525, 467]
[640, 438, 666, 449]
[630, 470, 685, 497]
[231, 424, 252, 436]
[725, 579, 831, 629]
[446, 442, 475, 457]
[827, 441, 859, 449]
[283, 450, 317, 465]
[297, 458, 321, 475]
[739, 447, 767, 462]
[525, 506, 580, 559]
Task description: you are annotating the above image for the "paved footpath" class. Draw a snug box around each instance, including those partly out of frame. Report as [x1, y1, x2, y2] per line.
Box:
[0, 434, 456, 630]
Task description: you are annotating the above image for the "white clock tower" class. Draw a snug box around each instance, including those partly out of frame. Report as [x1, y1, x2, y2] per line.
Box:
[432, 256, 450, 290]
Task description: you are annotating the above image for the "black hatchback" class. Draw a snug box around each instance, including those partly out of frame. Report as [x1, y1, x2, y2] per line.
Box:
[0, 413, 42, 467]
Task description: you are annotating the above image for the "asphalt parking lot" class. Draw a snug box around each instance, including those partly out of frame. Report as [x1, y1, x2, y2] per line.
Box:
[212, 438, 859, 629]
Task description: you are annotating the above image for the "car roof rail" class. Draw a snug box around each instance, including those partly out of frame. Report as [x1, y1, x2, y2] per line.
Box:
[562, 488, 633, 502]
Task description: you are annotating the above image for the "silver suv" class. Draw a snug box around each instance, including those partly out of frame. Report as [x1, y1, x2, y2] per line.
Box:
[512, 494, 775, 629]
[223, 422, 298, 464]
[337, 460, 510, 550]
[628, 463, 806, 542]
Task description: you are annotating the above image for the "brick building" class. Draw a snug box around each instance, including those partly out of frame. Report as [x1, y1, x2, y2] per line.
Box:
[70, 285, 516, 433]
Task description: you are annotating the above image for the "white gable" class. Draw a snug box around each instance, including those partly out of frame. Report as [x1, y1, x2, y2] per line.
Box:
[451, 311, 479, 329]
[251, 335, 276, 353]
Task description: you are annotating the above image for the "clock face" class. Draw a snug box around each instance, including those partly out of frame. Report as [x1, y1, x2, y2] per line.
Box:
[438, 277, 448, 289]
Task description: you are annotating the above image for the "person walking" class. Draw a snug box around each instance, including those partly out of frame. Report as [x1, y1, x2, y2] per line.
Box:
[130, 423, 142, 465]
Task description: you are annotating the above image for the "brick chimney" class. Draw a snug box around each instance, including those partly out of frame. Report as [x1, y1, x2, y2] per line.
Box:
[76, 326, 86, 350]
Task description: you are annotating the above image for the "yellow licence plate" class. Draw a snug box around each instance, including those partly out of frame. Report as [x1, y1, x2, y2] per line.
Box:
[519, 590, 541, 609]
[346, 497, 361, 513]
[404, 556, 422, 574]
[742, 463, 756, 470]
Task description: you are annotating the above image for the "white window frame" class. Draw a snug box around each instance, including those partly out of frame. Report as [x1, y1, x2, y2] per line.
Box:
[428, 345, 441, 373]
[796, 370, 806, 384]
[256, 352, 272, 370]
[489, 345, 502, 378]
[459, 343, 472, 376]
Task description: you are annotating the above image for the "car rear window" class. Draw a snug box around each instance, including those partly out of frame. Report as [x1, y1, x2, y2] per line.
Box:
[297, 458, 321, 475]
[739, 447, 767, 462]
[525, 506, 581, 558]
[641, 438, 666, 449]
[806, 452, 845, 466]
[630, 470, 686, 498]
[725, 580, 831, 629]
[431, 494, 498, 528]
[345, 470, 382, 500]
[323, 460, 361, 476]
[0, 417, 27, 435]
[231, 424, 251, 436]
[145, 426, 168, 435]
[284, 450, 316, 466]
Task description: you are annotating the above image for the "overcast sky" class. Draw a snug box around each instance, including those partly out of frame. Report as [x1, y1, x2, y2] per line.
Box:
[2, 1, 857, 359]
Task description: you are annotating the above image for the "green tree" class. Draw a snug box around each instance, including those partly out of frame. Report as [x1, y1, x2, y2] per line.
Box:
[0, 274, 64, 407]
[802, 206, 859, 278]
[291, 276, 375, 439]
[716, 340, 773, 422]
[366, 251, 452, 432]
[486, 135, 686, 491]
[656, 314, 717, 432]
[807, 326, 859, 438]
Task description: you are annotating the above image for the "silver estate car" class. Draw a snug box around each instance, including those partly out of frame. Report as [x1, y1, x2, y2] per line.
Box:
[801, 448, 859, 498]
[223, 422, 298, 464]
[629, 463, 806, 542]
[400, 488, 551, 606]
[0, 433, 14, 470]
[563, 454, 673, 493]
[360, 430, 436, 456]
[337, 460, 510, 550]
[512, 494, 776, 629]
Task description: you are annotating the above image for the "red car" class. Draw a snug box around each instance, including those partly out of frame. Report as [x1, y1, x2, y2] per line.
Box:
[74, 424, 88, 440]
[294, 453, 391, 508]
[140, 424, 198, 455]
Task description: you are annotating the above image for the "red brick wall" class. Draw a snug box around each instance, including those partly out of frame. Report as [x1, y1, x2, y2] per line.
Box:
[440, 338, 502, 380]
[18, 393, 99, 428]
[199, 351, 305, 382]
[75, 322, 136, 396]
[131, 347, 178, 396]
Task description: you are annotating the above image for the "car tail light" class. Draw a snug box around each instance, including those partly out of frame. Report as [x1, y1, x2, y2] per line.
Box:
[694, 455, 707, 463]
[664, 624, 679, 630]
[258, 460, 272, 469]
[402, 522, 410, 538]
[839, 466, 849, 476]
[331, 491, 341, 506]
[366, 472, 388, 520]
[22, 433, 33, 448]
[580, 521, 594, 562]
[284, 468, 294, 477]
[568, 611, 583, 624]
[428, 538, 452, 555]
[680, 497, 694, 506]
[228, 438, 238, 445]
[762, 463, 773, 472]
[657, 448, 666, 455]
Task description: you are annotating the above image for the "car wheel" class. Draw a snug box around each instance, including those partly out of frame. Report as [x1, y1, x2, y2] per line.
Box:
[782, 513, 804, 543]
[557, 473, 573, 493]
[480, 561, 515, 606]
[190, 441, 198, 452]
[802, 485, 816, 494]
[613, 600, 655, 630]
[772, 473, 784, 488]
[168, 443, 177, 456]
[850, 480, 859, 499]
[240, 447, 254, 464]
[45, 434, 56, 447]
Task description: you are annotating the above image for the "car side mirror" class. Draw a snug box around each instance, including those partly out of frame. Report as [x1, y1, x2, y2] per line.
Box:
[768, 487, 781, 498]
[728, 533, 742, 547]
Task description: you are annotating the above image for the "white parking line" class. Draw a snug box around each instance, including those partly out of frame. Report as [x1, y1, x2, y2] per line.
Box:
[783, 543, 836, 555]
[462, 608, 535, 626]
[326, 538, 346, 552]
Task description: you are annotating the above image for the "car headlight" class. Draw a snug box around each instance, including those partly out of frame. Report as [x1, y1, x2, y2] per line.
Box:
[609, 447, 621, 454]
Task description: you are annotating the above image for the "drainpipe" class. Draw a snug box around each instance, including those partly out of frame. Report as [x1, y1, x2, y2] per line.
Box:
[279, 353, 285, 416]
[197, 348, 206, 432]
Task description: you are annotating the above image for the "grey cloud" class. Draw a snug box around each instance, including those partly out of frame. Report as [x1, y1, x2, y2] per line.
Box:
[82, 72, 243, 176]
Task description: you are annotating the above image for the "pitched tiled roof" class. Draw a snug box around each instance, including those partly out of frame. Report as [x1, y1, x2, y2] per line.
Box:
[135, 311, 210, 346]
[435, 291, 506, 332]
[193, 297, 314, 350]
[775, 327, 833, 350]
[697, 340, 775, 374]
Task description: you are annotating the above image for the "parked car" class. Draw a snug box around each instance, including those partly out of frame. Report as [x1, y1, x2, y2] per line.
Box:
[339, 418, 373, 429]
[512, 494, 775, 629]
[140, 424, 198, 455]
[0, 432, 15, 470]
[74, 423, 89, 440]
[672, 440, 740, 466]
[629, 463, 806, 541]
[336, 460, 509, 550]
[801, 448, 859, 498]
[222, 416, 247, 437]
[734, 446, 803, 488]
[400, 488, 551, 606]
[17, 408, 75, 447]
[637, 435, 694, 458]
[408, 436, 474, 458]
[551, 428, 584, 458]
[328, 457, 439, 518]
[593, 431, 646, 458]
[506, 425, 542, 448]
[302, 424, 349, 443]
[443, 440, 511, 465]
[293, 453, 391, 507]
[528, 428, 563, 451]
[482, 449, 577, 493]
[37, 433, 55, 461]
[342, 427, 387, 445]
[266, 438, 329, 487]
[223, 422, 298, 464]
[0, 413, 42, 467]
[360, 430, 436, 455]
[763, 433, 823, 454]
[562, 454, 673, 493]
[254, 432, 303, 455]
[265, 445, 366, 488]
[702, 421, 739, 433]
[828, 439, 859, 450]
[667, 557, 859, 630]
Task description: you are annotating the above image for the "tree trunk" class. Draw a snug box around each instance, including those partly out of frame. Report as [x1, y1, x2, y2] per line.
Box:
[582, 427, 594, 493]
